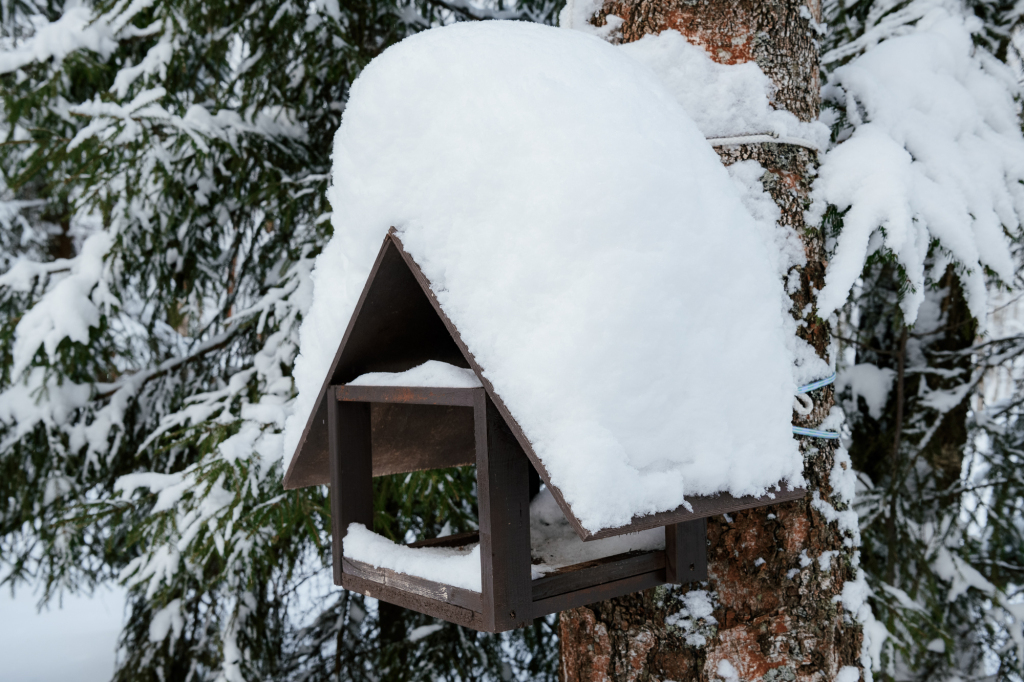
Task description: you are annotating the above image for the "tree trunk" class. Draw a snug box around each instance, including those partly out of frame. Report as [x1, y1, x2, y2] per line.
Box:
[559, 3, 864, 681]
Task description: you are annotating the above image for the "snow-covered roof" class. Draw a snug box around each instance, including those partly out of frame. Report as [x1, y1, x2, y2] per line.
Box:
[283, 21, 804, 535]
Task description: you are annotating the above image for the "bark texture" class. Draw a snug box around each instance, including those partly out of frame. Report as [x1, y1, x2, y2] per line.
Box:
[599, 0, 821, 121]
[559, 3, 863, 681]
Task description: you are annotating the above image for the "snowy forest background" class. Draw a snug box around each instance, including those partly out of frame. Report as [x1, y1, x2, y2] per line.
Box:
[2, 0, 1024, 680]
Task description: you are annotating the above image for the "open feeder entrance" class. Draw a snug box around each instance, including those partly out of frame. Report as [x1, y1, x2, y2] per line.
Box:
[288, 232, 798, 633]
[330, 381, 710, 633]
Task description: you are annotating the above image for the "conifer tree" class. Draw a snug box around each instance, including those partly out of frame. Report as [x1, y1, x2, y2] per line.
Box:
[4, 0, 1024, 681]
[822, 0, 1024, 679]
[1, 1, 558, 679]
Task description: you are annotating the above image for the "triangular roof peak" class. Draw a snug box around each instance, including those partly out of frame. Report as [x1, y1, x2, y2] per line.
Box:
[284, 230, 591, 535]
[284, 230, 802, 540]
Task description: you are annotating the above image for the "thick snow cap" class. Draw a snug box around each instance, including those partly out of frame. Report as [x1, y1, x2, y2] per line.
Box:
[285, 21, 803, 533]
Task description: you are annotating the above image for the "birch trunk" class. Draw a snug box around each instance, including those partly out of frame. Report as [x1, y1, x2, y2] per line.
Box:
[558, 3, 864, 681]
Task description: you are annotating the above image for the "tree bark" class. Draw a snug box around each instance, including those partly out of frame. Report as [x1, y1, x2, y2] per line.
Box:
[559, 3, 863, 681]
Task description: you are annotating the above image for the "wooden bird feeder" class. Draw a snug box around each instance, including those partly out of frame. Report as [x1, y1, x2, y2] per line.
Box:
[283, 229, 805, 633]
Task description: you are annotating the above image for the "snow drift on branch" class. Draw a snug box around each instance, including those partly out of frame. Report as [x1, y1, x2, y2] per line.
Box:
[0, 0, 160, 75]
[815, 10, 1024, 327]
[2, 231, 117, 379]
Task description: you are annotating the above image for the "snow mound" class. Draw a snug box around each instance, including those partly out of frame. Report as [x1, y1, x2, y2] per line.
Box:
[348, 360, 482, 388]
[529, 487, 664, 578]
[286, 21, 802, 532]
[344, 488, 666, 589]
[344, 523, 482, 591]
[621, 30, 829, 148]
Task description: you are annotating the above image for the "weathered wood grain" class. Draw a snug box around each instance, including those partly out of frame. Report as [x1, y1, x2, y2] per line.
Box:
[342, 558, 483, 612]
[532, 551, 665, 601]
[530, 570, 667, 620]
[369, 402, 475, 476]
[665, 518, 708, 584]
[342, 573, 485, 630]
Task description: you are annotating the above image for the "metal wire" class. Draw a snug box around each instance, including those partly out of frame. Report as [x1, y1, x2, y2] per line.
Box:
[792, 373, 840, 439]
[796, 372, 836, 394]
[792, 426, 841, 440]
[706, 134, 821, 151]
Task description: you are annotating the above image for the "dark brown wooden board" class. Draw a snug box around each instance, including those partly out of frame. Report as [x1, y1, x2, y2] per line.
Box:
[343, 573, 485, 630]
[582, 485, 806, 540]
[529, 569, 667, 620]
[290, 399, 331, 490]
[329, 398, 374, 586]
[328, 397, 343, 585]
[408, 531, 480, 549]
[665, 518, 708, 584]
[531, 551, 665, 601]
[284, 237, 470, 489]
[478, 394, 533, 632]
[370, 402, 475, 476]
[337, 385, 481, 406]
[343, 558, 483, 612]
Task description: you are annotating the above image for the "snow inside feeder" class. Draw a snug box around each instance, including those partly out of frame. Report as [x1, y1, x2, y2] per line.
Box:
[281, 21, 808, 631]
[342, 482, 667, 594]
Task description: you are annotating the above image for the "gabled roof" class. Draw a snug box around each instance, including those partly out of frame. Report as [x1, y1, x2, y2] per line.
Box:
[284, 230, 804, 540]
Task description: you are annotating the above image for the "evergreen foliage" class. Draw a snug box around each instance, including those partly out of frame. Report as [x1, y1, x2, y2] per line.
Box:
[1, 0, 558, 679]
[821, 1, 1024, 680]
[3, 0, 1024, 681]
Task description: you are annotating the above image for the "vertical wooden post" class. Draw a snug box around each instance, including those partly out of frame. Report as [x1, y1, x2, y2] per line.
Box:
[664, 518, 707, 584]
[328, 392, 374, 586]
[476, 392, 532, 632]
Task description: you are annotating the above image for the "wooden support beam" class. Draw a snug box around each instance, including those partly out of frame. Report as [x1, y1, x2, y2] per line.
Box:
[343, 558, 483, 612]
[531, 551, 665, 601]
[530, 569, 667, 620]
[329, 395, 374, 586]
[665, 518, 708, 584]
[477, 393, 533, 631]
[336, 385, 482, 406]
[343, 573, 485, 630]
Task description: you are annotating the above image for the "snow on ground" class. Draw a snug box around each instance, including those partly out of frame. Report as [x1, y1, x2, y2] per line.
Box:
[0, 584, 125, 682]
[287, 20, 803, 534]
